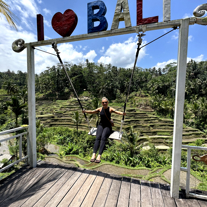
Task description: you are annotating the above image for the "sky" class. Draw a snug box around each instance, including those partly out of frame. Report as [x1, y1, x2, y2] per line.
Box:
[0, 0, 207, 74]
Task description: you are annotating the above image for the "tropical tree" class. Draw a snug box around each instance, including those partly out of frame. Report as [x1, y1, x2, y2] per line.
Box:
[7, 97, 27, 127]
[3, 81, 18, 96]
[72, 111, 82, 133]
[18, 87, 27, 103]
[122, 127, 142, 158]
[0, 0, 17, 30]
[88, 97, 100, 127]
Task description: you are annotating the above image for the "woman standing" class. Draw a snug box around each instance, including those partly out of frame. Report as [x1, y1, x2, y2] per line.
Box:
[83, 97, 126, 163]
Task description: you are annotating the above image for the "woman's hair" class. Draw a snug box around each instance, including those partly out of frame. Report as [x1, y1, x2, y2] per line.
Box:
[102, 97, 109, 102]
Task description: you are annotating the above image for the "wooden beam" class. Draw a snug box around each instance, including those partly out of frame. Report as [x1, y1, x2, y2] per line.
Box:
[26, 18, 196, 47]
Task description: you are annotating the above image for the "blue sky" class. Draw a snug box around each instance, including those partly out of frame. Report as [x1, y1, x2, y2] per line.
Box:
[0, 0, 206, 74]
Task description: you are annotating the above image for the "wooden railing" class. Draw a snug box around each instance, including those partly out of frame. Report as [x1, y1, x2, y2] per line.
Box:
[181, 145, 207, 200]
[0, 127, 29, 173]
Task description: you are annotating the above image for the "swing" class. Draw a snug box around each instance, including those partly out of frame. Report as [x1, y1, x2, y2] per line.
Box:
[52, 42, 126, 140]
[51, 27, 177, 140]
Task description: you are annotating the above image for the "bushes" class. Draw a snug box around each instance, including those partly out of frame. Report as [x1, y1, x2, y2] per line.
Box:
[0, 114, 7, 125]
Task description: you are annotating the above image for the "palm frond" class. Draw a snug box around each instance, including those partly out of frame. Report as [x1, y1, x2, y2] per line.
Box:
[0, 0, 17, 30]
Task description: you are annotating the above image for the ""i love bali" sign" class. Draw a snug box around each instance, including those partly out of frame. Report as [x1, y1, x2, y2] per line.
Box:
[37, 0, 171, 40]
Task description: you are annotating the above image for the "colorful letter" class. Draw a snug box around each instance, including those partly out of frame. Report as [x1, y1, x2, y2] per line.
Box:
[137, 0, 158, 25]
[88, 1, 108, 33]
[37, 14, 44, 41]
[111, 0, 132, 30]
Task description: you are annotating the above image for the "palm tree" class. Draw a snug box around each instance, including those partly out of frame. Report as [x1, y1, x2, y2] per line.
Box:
[72, 111, 82, 133]
[7, 97, 27, 127]
[0, 0, 17, 30]
[122, 127, 141, 158]
[3, 81, 18, 96]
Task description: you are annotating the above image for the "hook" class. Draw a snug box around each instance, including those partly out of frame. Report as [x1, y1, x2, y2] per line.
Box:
[52, 42, 60, 55]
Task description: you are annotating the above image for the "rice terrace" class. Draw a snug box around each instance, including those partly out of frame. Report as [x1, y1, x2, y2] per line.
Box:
[1, 0, 207, 206]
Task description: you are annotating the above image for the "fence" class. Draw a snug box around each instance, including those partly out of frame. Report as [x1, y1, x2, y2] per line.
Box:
[0, 127, 29, 173]
[181, 145, 207, 200]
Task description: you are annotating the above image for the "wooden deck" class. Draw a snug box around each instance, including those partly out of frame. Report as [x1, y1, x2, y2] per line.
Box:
[0, 162, 207, 207]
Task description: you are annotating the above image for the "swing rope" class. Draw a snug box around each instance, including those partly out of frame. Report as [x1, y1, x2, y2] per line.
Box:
[51, 42, 92, 129]
[120, 27, 178, 136]
[49, 27, 178, 138]
[122, 26, 178, 120]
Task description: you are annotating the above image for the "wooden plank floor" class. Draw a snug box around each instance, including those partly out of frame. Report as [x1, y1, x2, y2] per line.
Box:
[0, 162, 207, 207]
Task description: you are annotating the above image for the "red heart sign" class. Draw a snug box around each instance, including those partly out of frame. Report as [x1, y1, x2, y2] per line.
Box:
[52, 9, 78, 37]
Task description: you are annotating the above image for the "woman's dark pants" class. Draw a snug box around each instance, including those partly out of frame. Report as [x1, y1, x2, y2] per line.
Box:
[93, 125, 111, 155]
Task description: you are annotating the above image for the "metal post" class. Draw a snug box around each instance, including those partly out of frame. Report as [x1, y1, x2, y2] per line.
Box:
[186, 148, 191, 197]
[19, 135, 22, 160]
[27, 44, 37, 168]
[170, 18, 189, 198]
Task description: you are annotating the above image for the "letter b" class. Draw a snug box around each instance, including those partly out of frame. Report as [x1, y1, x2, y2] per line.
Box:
[88, 1, 108, 33]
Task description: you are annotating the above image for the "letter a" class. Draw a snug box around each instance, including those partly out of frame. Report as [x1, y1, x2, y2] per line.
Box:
[111, 0, 132, 30]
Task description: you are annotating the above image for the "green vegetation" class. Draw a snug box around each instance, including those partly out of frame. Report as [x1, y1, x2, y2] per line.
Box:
[1, 60, 207, 190]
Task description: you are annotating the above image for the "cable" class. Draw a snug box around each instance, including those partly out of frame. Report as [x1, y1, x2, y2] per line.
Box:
[32, 46, 57, 56]
[51, 42, 91, 129]
[122, 27, 178, 121]
[140, 27, 177, 50]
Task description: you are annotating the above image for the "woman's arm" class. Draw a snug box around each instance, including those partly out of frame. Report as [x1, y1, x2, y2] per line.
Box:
[82, 108, 100, 114]
[110, 107, 126, 116]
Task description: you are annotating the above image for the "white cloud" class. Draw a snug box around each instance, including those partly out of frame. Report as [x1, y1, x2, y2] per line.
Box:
[7, 0, 39, 30]
[98, 36, 147, 68]
[43, 8, 51, 15]
[100, 46, 105, 53]
[187, 54, 204, 62]
[188, 35, 193, 41]
[154, 59, 177, 69]
[37, 0, 42, 3]
[183, 13, 193, 19]
[44, 19, 51, 27]
[172, 31, 178, 40]
[83, 46, 87, 51]
[153, 55, 204, 69]
[0, 17, 97, 74]
[11, 0, 39, 18]
[84, 50, 97, 62]
[0, 18, 36, 73]
[35, 44, 97, 74]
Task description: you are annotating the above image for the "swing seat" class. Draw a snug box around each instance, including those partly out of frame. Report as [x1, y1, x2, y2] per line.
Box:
[88, 127, 123, 140]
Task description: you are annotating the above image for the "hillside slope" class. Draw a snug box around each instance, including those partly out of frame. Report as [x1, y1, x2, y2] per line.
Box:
[36, 98, 206, 149]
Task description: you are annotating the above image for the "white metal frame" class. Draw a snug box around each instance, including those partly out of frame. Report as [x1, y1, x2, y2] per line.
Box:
[181, 145, 207, 200]
[170, 18, 189, 198]
[0, 127, 29, 173]
[12, 2, 207, 197]
[25, 18, 193, 196]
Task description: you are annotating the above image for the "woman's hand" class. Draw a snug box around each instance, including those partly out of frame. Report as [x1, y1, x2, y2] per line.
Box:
[123, 112, 126, 116]
[82, 109, 86, 113]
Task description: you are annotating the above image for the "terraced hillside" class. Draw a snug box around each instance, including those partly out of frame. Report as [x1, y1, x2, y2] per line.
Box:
[36, 98, 207, 149]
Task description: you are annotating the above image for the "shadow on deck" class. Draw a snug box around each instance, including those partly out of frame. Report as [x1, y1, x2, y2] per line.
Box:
[0, 162, 207, 207]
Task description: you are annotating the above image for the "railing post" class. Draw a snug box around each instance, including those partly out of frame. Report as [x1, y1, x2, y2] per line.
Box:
[19, 135, 22, 160]
[170, 18, 189, 198]
[27, 44, 37, 168]
[186, 148, 191, 197]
